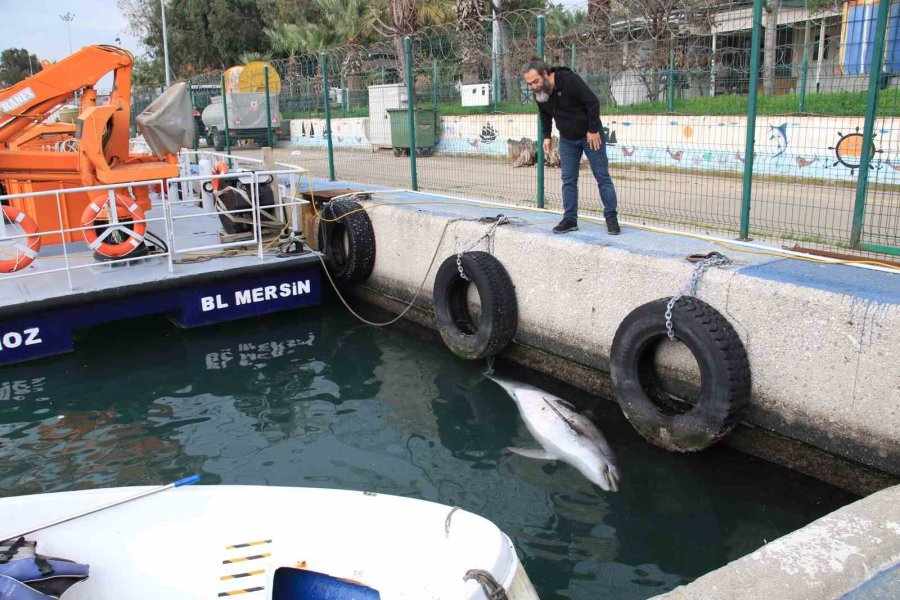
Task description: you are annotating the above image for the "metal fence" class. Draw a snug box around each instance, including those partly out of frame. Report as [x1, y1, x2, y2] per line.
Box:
[135, 0, 900, 258]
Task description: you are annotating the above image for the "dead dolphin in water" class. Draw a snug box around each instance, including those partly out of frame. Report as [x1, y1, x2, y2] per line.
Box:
[488, 374, 620, 492]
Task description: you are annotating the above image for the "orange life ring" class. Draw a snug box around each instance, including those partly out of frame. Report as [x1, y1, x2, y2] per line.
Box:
[211, 161, 229, 192]
[81, 193, 147, 258]
[0, 206, 42, 273]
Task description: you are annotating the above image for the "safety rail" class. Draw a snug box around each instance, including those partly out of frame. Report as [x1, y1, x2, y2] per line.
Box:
[0, 150, 313, 292]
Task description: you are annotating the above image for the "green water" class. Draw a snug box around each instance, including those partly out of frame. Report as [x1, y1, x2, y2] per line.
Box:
[0, 307, 856, 599]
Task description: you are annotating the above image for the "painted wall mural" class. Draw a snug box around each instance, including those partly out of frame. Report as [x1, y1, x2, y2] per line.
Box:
[290, 114, 900, 183]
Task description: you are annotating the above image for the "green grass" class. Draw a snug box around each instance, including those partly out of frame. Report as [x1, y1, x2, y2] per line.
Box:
[607, 87, 900, 117]
[283, 87, 900, 119]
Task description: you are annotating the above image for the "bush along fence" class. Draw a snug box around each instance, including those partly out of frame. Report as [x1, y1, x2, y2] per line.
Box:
[138, 0, 900, 257]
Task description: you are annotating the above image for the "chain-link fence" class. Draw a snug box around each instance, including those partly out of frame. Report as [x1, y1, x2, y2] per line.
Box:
[134, 0, 900, 258]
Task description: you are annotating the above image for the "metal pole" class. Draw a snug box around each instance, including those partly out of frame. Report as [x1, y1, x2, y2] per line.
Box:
[220, 75, 232, 167]
[381, 66, 386, 85]
[340, 73, 347, 115]
[668, 43, 676, 113]
[492, 10, 501, 112]
[571, 42, 576, 70]
[160, 0, 171, 87]
[740, 0, 765, 240]
[536, 14, 545, 209]
[815, 20, 826, 92]
[322, 53, 336, 181]
[189, 80, 198, 151]
[1, 475, 200, 542]
[264, 66, 273, 147]
[799, 19, 811, 112]
[711, 32, 717, 97]
[404, 37, 418, 191]
[851, 0, 890, 247]
[60, 13, 74, 55]
[433, 59, 439, 109]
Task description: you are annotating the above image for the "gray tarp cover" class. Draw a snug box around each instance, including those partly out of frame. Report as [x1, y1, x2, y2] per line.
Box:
[135, 82, 194, 157]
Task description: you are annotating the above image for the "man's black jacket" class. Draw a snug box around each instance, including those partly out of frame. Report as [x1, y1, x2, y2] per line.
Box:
[537, 67, 602, 141]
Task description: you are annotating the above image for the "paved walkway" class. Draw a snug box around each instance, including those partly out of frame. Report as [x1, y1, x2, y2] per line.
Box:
[237, 144, 900, 255]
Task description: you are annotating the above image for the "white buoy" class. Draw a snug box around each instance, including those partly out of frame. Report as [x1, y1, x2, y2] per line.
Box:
[198, 158, 214, 212]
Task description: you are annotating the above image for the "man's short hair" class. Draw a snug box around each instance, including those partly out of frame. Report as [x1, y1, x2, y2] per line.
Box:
[522, 57, 550, 76]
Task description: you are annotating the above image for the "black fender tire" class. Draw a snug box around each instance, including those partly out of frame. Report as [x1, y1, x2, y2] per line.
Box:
[610, 296, 751, 452]
[433, 251, 517, 360]
[316, 199, 375, 286]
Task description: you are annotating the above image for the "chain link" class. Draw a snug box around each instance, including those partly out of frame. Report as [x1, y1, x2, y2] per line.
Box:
[457, 215, 510, 281]
[665, 252, 731, 341]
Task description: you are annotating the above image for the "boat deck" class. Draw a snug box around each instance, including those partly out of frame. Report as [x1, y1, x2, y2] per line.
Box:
[0, 200, 320, 316]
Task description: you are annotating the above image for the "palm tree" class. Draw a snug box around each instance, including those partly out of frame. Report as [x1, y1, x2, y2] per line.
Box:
[314, 0, 380, 90]
[371, 0, 454, 82]
[265, 23, 305, 62]
[456, 0, 486, 84]
[240, 52, 273, 64]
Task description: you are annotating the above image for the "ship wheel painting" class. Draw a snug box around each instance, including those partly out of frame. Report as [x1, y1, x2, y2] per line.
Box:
[828, 127, 882, 175]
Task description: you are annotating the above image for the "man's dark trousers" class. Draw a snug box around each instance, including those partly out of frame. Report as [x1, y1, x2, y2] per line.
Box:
[558, 129, 618, 222]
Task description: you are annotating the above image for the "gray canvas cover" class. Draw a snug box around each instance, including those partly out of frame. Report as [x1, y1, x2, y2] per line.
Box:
[224, 93, 281, 129]
[135, 81, 194, 157]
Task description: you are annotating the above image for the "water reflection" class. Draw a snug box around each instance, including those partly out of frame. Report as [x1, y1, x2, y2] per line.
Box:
[0, 307, 857, 600]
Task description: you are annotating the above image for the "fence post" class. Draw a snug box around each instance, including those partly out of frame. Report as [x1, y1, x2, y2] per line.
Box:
[571, 42, 576, 70]
[739, 0, 765, 240]
[492, 10, 501, 113]
[851, 0, 890, 248]
[798, 19, 811, 113]
[536, 14, 545, 209]
[340, 73, 347, 115]
[381, 66, 386, 85]
[188, 80, 199, 153]
[322, 52, 336, 181]
[264, 66, 273, 148]
[221, 75, 232, 167]
[667, 44, 676, 113]
[404, 37, 418, 191]
[433, 58, 439, 109]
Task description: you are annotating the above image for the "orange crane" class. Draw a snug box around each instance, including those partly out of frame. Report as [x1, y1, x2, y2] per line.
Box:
[0, 45, 184, 259]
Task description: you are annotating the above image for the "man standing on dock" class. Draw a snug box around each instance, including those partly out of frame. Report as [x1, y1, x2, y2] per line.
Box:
[522, 59, 620, 235]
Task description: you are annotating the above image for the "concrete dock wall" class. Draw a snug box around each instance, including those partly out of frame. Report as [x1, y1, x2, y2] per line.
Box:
[651, 483, 900, 599]
[316, 185, 900, 488]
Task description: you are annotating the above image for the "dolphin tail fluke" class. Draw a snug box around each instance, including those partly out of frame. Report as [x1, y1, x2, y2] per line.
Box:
[507, 447, 556, 460]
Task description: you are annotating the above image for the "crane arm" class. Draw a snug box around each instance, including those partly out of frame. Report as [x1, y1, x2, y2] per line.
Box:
[0, 45, 134, 145]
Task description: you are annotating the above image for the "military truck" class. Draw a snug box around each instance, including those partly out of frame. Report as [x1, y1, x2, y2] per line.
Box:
[200, 61, 283, 150]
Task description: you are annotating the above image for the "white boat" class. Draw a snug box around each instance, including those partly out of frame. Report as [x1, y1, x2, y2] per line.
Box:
[0, 484, 539, 599]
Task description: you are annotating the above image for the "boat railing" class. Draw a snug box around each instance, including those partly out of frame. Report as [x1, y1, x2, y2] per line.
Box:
[0, 150, 312, 292]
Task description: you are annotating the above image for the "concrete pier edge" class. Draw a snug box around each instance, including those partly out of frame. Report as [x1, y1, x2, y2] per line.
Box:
[301, 178, 900, 494]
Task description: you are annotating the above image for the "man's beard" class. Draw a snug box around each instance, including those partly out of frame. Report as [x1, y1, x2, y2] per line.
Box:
[533, 80, 551, 103]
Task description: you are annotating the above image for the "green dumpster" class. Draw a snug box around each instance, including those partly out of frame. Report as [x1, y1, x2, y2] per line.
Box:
[387, 108, 437, 156]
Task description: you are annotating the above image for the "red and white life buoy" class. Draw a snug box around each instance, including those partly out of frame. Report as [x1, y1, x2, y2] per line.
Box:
[81, 193, 147, 258]
[0, 206, 42, 273]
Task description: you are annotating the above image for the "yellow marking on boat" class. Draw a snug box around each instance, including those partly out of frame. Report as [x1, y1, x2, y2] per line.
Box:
[225, 539, 272, 550]
[220, 570, 265, 580]
[217, 586, 265, 596]
[222, 553, 271, 564]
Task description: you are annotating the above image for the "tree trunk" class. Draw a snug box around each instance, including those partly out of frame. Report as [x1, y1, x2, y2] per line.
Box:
[394, 36, 407, 84]
[498, 18, 514, 102]
[763, 0, 780, 95]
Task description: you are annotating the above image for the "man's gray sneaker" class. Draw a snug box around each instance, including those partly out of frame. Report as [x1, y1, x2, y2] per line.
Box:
[606, 214, 621, 235]
[553, 218, 578, 234]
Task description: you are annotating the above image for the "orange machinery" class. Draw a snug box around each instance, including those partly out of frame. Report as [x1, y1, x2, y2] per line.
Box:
[0, 45, 180, 248]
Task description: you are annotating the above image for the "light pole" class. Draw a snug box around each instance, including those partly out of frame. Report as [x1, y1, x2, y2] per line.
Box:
[60, 12, 75, 55]
[160, 0, 171, 87]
